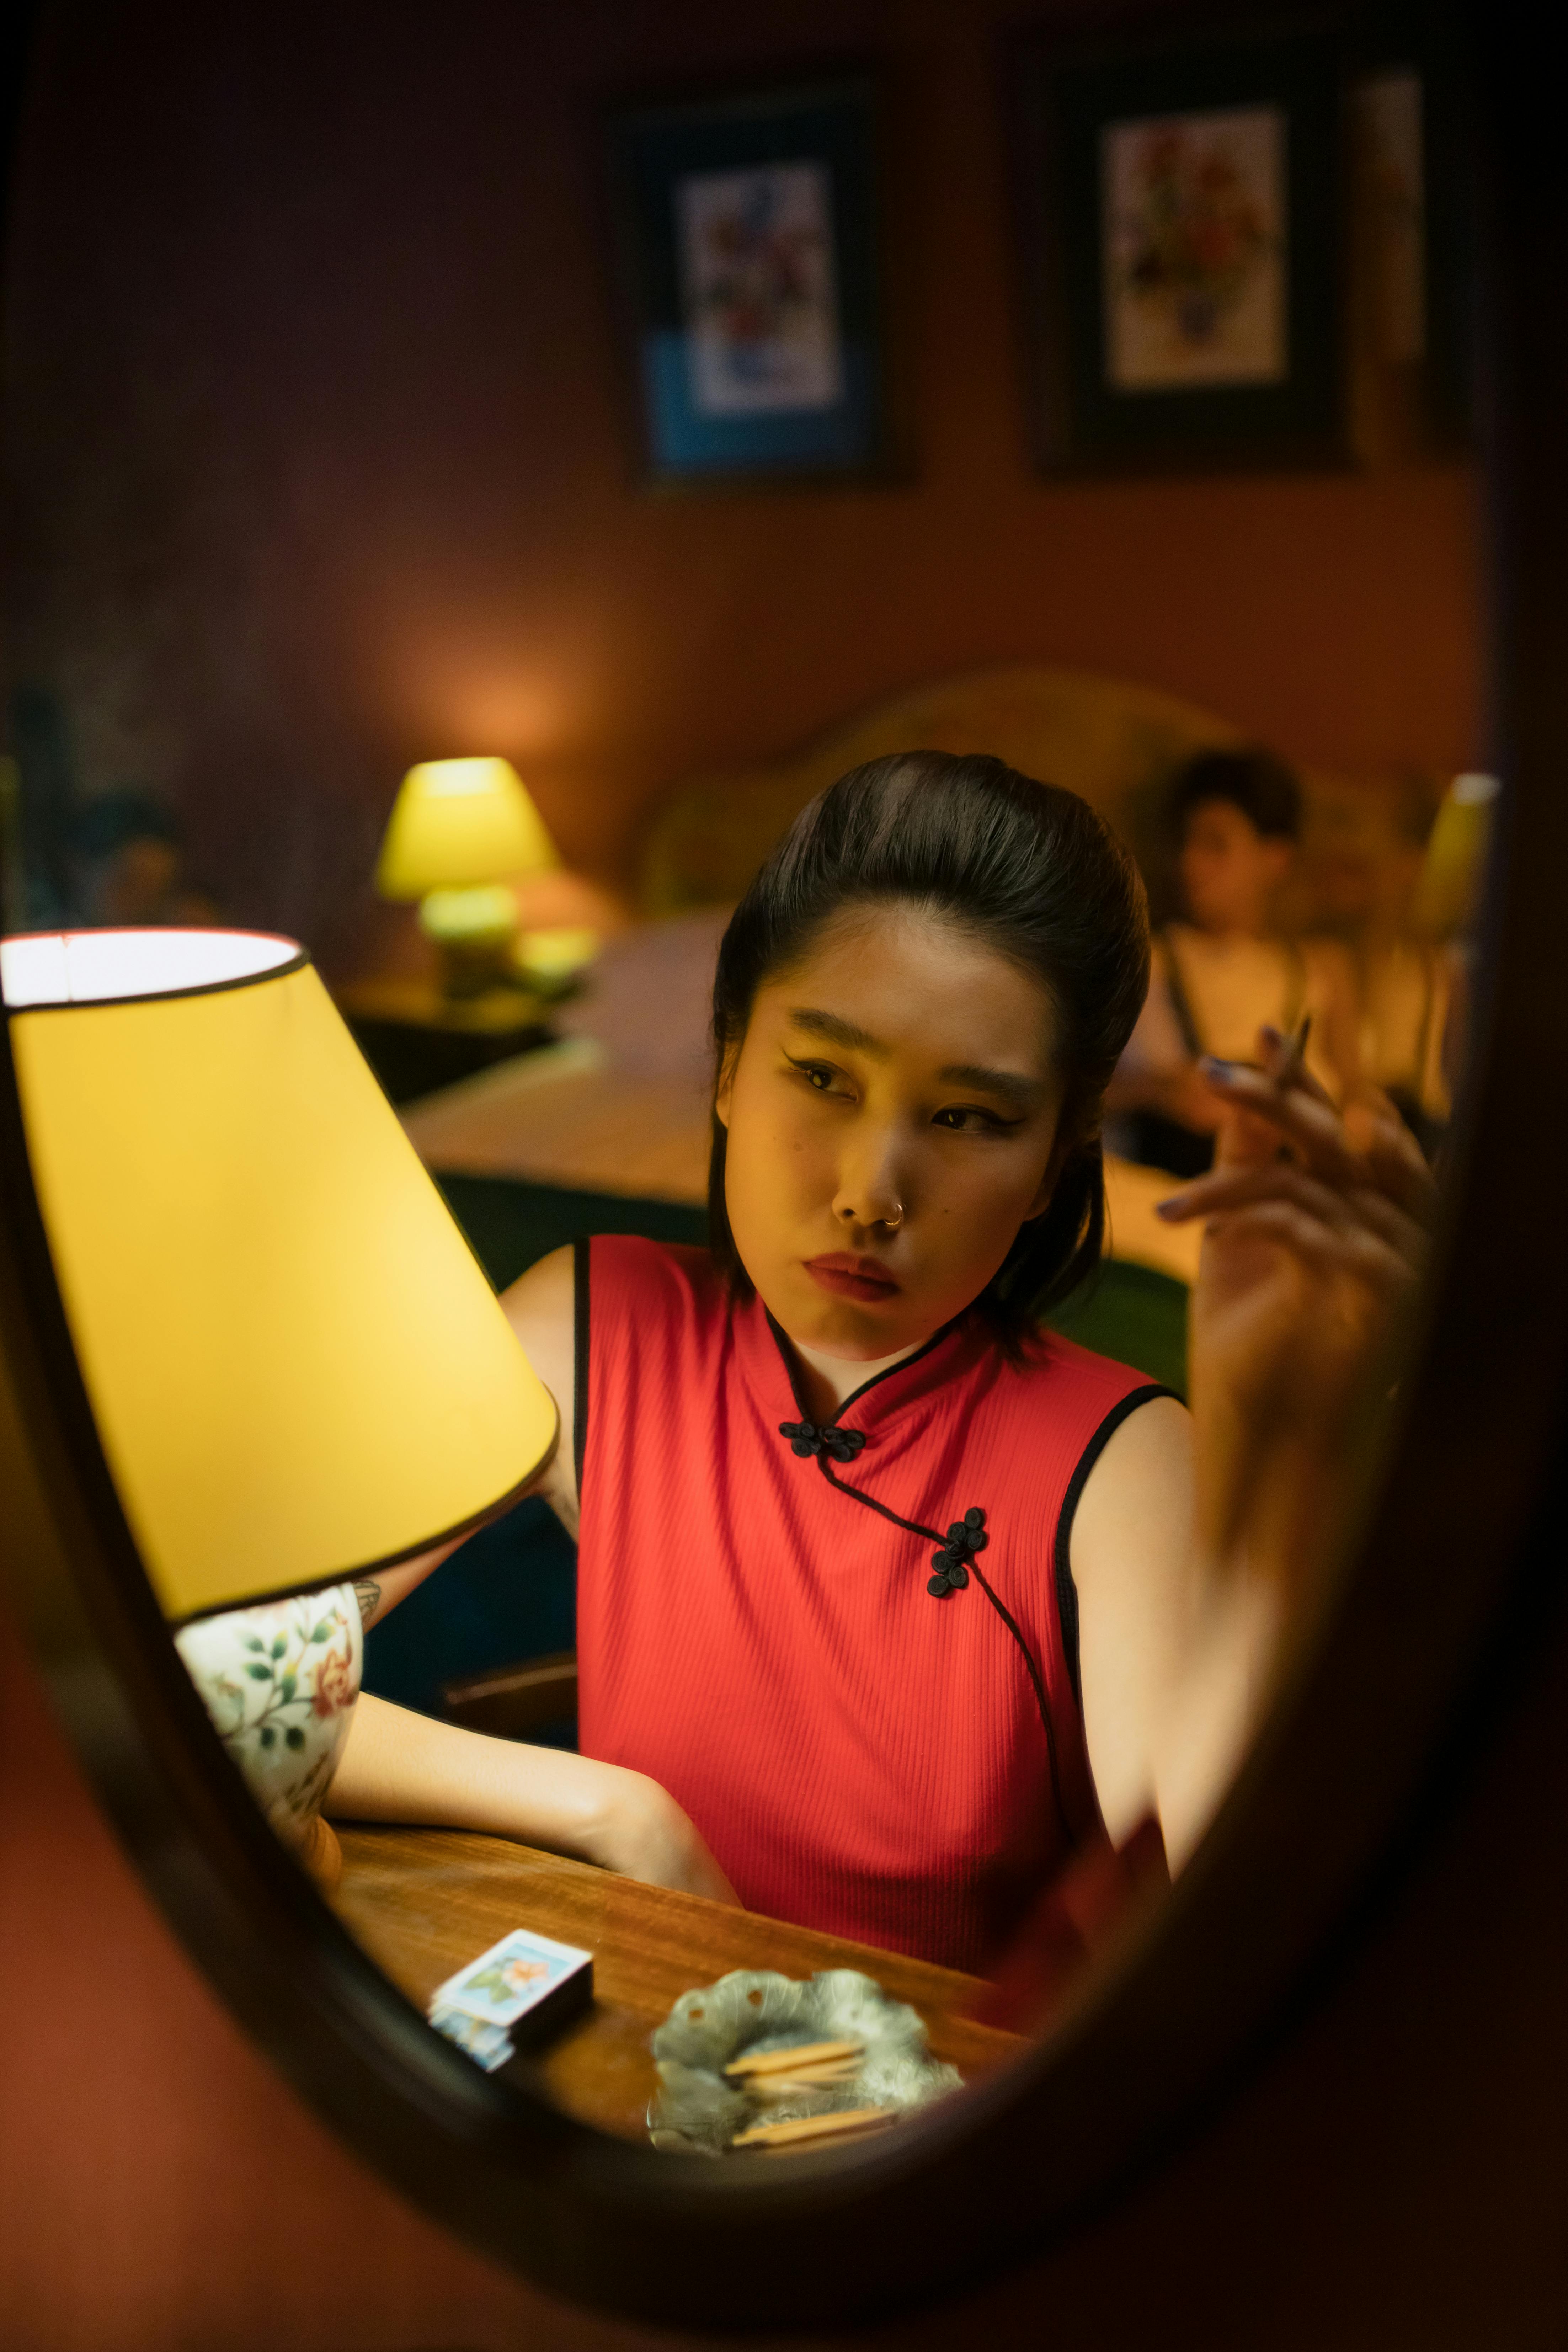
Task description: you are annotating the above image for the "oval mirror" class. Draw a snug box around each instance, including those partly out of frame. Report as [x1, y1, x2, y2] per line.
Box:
[3, 0, 1563, 2330]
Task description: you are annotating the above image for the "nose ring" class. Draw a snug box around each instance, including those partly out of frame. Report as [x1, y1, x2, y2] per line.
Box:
[882, 1202, 905, 1231]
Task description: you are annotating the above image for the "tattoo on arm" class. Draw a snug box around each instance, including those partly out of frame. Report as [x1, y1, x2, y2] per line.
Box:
[354, 1578, 382, 1629]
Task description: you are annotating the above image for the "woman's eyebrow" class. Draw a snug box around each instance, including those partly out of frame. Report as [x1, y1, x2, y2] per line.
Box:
[789, 1013, 1044, 1108]
[787, 1008, 888, 1055]
[937, 1062, 1045, 1108]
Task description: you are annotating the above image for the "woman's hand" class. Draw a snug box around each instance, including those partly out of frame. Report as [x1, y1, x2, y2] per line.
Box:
[581, 1766, 741, 1906]
[1128, 1034, 1438, 1859]
[1157, 1026, 1436, 1567]
[1171, 1026, 1435, 1417]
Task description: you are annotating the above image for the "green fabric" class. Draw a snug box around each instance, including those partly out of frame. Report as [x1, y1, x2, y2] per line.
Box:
[1045, 1257, 1189, 1398]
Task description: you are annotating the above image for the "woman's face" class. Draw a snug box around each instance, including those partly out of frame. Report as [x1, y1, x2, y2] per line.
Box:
[716, 902, 1066, 1361]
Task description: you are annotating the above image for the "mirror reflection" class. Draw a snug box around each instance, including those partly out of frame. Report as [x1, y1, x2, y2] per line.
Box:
[0, 0, 1483, 2154]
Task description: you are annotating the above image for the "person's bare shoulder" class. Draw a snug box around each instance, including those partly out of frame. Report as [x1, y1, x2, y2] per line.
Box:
[1072, 1394, 1193, 1589]
[501, 1244, 579, 1534]
[1070, 1394, 1195, 1843]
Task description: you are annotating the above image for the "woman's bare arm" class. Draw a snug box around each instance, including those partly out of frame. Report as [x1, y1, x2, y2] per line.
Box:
[1079, 1031, 1434, 1871]
[499, 1243, 579, 1536]
[326, 1692, 739, 1903]
[1074, 1394, 1293, 1870]
[1072, 1397, 1200, 1857]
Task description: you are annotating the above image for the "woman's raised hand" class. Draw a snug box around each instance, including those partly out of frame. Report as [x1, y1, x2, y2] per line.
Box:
[1157, 1026, 1436, 1569]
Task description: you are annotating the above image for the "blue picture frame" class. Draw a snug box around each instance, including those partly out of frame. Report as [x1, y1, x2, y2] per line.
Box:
[611, 79, 892, 486]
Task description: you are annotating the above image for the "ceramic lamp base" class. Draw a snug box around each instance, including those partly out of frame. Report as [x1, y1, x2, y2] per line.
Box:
[175, 1583, 364, 1877]
[418, 884, 519, 999]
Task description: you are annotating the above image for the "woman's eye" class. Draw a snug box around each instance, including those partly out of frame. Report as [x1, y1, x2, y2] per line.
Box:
[788, 1058, 844, 1094]
[932, 1105, 1012, 1134]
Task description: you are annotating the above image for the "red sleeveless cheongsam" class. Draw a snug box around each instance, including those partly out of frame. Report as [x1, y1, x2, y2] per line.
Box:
[573, 1235, 1170, 1973]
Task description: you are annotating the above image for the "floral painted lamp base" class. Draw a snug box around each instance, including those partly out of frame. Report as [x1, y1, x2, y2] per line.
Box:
[175, 1584, 364, 1889]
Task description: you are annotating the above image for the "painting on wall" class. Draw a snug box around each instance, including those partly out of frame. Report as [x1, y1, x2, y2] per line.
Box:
[610, 80, 893, 486]
[1012, 27, 1346, 473]
[1348, 36, 1473, 461]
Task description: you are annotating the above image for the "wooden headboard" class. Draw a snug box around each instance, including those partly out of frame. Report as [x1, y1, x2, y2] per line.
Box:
[636, 661, 1437, 936]
[636, 664, 1239, 916]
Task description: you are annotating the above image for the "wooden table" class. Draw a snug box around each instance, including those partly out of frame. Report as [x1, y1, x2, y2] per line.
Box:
[332, 1825, 1024, 2140]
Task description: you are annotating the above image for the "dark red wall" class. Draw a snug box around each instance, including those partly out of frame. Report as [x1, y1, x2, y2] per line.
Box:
[2, 0, 1478, 962]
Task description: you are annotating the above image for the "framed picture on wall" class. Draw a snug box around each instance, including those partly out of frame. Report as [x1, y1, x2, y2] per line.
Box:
[1347, 25, 1473, 462]
[609, 77, 894, 487]
[1011, 26, 1347, 473]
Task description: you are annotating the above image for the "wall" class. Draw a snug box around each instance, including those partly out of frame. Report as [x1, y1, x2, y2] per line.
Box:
[1, 0, 1479, 963]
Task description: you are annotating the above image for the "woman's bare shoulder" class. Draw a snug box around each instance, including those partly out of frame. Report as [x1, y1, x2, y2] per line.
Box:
[1071, 1392, 1194, 1579]
[1069, 1393, 1195, 1845]
[501, 1245, 578, 1531]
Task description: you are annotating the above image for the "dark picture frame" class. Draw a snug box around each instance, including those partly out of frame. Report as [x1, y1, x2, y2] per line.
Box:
[608, 77, 894, 487]
[1347, 6, 1474, 459]
[1012, 24, 1347, 473]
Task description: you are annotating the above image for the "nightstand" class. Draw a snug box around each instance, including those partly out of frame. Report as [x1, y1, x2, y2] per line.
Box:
[334, 975, 555, 1105]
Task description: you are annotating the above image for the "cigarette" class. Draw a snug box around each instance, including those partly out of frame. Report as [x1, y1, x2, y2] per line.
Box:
[725, 2038, 863, 2079]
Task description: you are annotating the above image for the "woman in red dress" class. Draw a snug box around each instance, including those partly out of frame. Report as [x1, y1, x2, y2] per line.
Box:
[329, 754, 1431, 1973]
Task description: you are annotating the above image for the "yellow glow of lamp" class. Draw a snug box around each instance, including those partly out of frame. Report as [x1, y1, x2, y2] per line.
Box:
[2, 928, 556, 1621]
[375, 757, 558, 993]
[1409, 771, 1501, 939]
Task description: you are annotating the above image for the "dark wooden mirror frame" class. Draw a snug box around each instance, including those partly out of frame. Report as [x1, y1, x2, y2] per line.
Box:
[2, 2, 1565, 2330]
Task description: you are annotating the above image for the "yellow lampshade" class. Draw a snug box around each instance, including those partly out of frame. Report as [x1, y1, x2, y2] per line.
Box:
[1409, 772, 1500, 938]
[2, 928, 557, 1623]
[375, 758, 558, 900]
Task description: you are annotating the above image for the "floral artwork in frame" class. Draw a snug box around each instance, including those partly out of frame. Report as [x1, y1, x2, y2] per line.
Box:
[1012, 26, 1347, 473]
[610, 78, 895, 486]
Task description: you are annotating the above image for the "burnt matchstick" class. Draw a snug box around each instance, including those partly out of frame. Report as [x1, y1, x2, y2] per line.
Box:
[732, 2106, 896, 2151]
[750, 2062, 863, 2098]
[725, 2037, 863, 2080]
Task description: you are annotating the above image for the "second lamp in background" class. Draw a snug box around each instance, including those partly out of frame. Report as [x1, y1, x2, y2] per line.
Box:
[377, 756, 562, 998]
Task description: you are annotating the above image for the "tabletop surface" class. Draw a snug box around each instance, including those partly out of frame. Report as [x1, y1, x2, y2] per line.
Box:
[332, 1824, 1025, 2139]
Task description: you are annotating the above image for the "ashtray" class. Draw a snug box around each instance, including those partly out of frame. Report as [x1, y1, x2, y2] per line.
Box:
[647, 1967, 962, 2156]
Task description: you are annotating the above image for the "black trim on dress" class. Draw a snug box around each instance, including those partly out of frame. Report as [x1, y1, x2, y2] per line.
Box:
[1054, 1383, 1182, 1710]
[572, 1235, 591, 1500]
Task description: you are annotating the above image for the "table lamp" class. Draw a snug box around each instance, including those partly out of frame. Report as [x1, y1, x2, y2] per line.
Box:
[2, 927, 558, 1882]
[375, 757, 558, 997]
[1409, 771, 1501, 937]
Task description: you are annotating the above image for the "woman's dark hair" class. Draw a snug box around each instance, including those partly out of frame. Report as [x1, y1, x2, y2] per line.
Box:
[707, 750, 1150, 1347]
[1169, 746, 1303, 844]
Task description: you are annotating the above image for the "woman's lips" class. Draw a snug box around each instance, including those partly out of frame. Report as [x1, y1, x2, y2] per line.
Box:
[804, 1254, 900, 1303]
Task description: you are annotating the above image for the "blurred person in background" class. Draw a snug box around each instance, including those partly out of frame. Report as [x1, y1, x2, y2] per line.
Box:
[1108, 748, 1358, 1178]
[74, 789, 218, 929]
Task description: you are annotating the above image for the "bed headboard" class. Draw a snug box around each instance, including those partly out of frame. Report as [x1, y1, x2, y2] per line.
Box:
[636, 664, 1239, 916]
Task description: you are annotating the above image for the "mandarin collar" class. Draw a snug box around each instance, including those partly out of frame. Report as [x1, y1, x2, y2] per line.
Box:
[732, 1281, 988, 1435]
